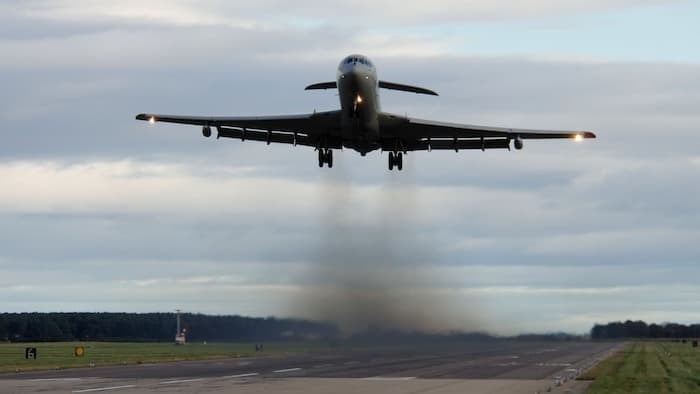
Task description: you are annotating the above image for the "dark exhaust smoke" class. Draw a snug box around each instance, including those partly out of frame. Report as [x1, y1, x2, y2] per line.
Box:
[290, 163, 487, 334]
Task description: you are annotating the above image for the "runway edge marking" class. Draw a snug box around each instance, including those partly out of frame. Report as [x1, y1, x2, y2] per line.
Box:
[273, 368, 302, 373]
[221, 373, 259, 379]
[159, 378, 205, 385]
[72, 385, 136, 393]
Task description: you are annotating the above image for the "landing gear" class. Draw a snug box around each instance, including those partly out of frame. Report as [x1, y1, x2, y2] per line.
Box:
[202, 126, 212, 138]
[388, 152, 403, 171]
[318, 149, 333, 168]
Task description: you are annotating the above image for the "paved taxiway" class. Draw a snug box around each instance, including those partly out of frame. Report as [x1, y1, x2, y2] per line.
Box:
[0, 340, 622, 393]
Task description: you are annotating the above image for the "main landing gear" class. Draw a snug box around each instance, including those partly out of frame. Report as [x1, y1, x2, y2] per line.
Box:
[388, 151, 403, 171]
[318, 149, 333, 168]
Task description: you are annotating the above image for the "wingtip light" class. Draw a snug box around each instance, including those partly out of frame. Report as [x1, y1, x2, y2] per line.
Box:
[574, 133, 584, 142]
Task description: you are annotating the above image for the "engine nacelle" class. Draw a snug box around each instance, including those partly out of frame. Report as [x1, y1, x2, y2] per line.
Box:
[514, 136, 524, 150]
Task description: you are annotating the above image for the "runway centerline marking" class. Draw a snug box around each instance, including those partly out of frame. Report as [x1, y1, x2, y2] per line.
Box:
[72, 385, 136, 393]
[273, 368, 302, 373]
[159, 378, 205, 385]
[222, 372, 259, 378]
[363, 376, 416, 381]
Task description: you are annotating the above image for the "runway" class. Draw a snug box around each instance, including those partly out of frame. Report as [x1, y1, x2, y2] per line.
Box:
[0, 340, 621, 393]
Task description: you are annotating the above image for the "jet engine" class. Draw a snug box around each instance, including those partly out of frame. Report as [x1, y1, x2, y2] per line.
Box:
[514, 136, 524, 150]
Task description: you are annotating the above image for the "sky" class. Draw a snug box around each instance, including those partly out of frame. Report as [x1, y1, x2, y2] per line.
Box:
[1, 0, 699, 335]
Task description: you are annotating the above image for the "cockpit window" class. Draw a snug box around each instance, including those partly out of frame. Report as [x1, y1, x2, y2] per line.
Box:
[343, 56, 373, 67]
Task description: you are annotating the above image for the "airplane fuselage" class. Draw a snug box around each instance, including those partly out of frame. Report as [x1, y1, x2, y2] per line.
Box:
[336, 54, 381, 154]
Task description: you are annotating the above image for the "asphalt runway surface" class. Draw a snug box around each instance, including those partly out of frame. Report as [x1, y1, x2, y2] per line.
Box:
[0, 340, 622, 393]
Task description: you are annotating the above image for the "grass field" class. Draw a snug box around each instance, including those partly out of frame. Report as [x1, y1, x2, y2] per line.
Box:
[581, 341, 700, 393]
[0, 341, 326, 373]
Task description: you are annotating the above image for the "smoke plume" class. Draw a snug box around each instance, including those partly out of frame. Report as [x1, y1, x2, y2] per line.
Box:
[290, 160, 488, 334]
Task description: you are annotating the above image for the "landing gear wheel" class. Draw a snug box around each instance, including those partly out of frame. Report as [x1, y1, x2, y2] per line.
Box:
[388, 152, 395, 171]
[326, 149, 333, 168]
[202, 126, 212, 138]
[396, 152, 403, 171]
[318, 149, 324, 167]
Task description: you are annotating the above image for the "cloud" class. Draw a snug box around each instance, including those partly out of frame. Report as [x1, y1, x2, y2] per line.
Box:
[1, 0, 699, 334]
[8, 0, 678, 27]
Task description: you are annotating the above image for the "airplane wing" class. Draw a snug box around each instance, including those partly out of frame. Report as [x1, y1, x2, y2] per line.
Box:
[135, 111, 343, 148]
[378, 113, 595, 151]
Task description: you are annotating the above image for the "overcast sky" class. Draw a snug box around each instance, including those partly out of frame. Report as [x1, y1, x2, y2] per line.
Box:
[1, 0, 699, 335]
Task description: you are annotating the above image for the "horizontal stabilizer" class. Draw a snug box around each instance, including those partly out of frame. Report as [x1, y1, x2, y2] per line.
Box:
[305, 81, 337, 90]
[379, 81, 438, 96]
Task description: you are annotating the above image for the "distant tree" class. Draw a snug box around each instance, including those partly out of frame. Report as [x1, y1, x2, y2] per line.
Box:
[649, 323, 664, 338]
[0, 312, 339, 342]
[591, 320, 700, 339]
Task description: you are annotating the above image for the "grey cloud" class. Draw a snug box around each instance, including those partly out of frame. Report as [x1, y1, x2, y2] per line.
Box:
[1, 1, 699, 333]
[3, 50, 699, 161]
[11, 0, 679, 27]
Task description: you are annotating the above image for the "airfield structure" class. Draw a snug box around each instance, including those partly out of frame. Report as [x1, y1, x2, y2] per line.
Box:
[175, 309, 186, 345]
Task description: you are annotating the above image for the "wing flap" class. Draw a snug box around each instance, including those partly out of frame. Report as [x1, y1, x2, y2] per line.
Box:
[381, 138, 510, 152]
[216, 127, 342, 149]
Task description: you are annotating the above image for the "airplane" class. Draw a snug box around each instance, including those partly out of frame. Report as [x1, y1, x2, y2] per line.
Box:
[136, 54, 595, 171]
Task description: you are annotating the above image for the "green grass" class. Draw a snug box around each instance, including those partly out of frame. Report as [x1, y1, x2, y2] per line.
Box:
[581, 341, 700, 393]
[0, 341, 326, 373]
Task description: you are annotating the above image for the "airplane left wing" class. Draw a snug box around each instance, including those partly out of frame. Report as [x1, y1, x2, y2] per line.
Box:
[378, 113, 595, 151]
[135, 111, 343, 148]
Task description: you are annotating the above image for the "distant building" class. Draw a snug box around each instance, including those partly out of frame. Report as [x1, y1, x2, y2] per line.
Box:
[175, 309, 186, 345]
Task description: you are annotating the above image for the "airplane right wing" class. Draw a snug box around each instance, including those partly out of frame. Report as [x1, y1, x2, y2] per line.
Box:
[378, 113, 595, 151]
[135, 110, 343, 148]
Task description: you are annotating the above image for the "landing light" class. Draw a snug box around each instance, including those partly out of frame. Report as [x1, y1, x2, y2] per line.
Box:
[356, 95, 363, 104]
[574, 134, 583, 142]
[149, 116, 156, 124]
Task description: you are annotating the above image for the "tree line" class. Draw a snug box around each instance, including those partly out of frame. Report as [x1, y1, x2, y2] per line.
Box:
[0, 313, 339, 342]
[591, 320, 700, 339]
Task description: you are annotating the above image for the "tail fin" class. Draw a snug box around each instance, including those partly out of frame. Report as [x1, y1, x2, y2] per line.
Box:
[379, 81, 438, 96]
[305, 82, 337, 90]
